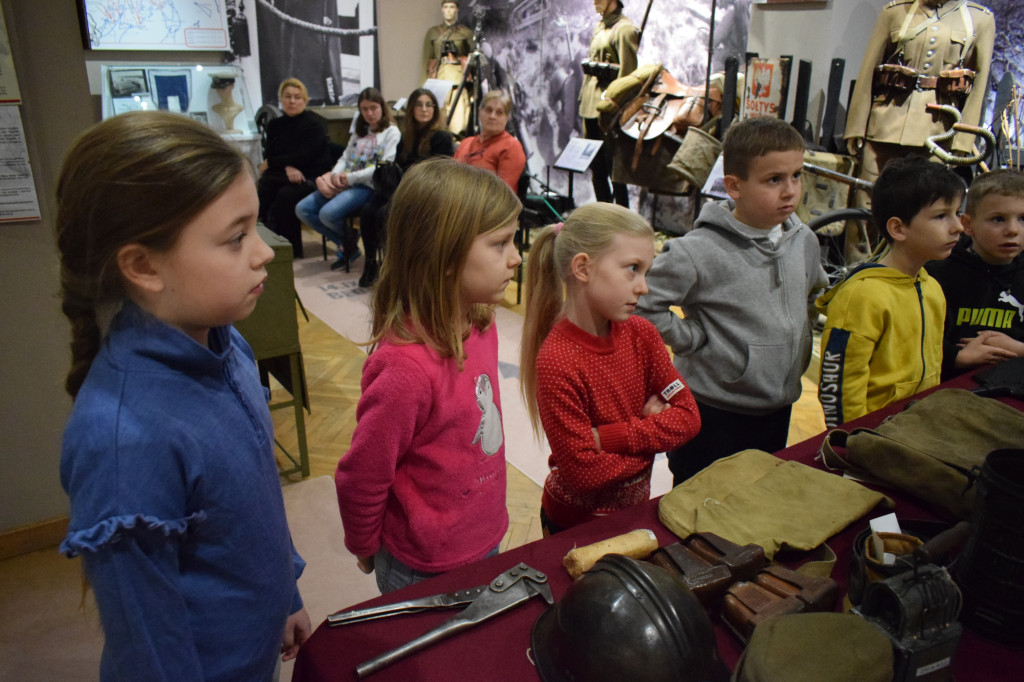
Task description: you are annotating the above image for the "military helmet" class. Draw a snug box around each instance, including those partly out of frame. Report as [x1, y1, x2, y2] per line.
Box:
[531, 554, 724, 682]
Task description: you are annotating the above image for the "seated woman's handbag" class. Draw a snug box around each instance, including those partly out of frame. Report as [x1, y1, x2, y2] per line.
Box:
[819, 388, 1024, 520]
[372, 160, 403, 198]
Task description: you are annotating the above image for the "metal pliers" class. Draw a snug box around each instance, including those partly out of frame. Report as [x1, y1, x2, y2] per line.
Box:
[327, 562, 554, 679]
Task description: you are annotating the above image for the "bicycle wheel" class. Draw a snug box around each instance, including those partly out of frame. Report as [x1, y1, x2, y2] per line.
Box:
[808, 207, 873, 287]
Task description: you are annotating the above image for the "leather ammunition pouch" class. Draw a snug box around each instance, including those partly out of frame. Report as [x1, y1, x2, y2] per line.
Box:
[873, 63, 918, 93]
[648, 532, 765, 606]
[722, 564, 839, 642]
[937, 68, 975, 96]
[872, 64, 975, 98]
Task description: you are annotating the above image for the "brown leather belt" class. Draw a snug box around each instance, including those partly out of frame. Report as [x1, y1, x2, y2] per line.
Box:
[916, 75, 939, 90]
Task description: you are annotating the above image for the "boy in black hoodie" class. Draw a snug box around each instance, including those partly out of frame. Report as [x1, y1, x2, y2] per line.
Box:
[926, 169, 1024, 380]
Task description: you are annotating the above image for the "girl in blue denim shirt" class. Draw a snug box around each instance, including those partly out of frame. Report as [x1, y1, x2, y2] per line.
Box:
[57, 111, 310, 681]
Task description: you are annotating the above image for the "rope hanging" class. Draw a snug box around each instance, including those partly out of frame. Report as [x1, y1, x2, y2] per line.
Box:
[256, 0, 377, 37]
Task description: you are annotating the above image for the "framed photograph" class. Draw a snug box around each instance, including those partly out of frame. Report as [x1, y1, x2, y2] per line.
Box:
[188, 111, 209, 125]
[109, 68, 148, 97]
[111, 96, 145, 115]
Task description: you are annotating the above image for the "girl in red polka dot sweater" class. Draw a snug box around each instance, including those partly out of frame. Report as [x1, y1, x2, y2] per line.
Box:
[520, 203, 701, 533]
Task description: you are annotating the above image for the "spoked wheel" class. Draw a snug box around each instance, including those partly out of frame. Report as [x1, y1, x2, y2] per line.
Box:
[808, 207, 873, 287]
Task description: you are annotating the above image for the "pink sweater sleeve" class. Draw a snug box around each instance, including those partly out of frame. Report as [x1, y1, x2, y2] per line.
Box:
[335, 348, 432, 558]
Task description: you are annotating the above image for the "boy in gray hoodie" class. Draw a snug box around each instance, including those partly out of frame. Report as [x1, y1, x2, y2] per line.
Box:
[637, 117, 828, 486]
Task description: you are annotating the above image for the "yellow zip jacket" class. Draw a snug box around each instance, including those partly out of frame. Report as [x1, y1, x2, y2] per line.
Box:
[817, 263, 945, 427]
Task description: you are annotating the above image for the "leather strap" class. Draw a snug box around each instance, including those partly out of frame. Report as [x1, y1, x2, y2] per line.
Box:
[817, 428, 853, 472]
[958, 1, 974, 62]
[895, 0, 969, 59]
[631, 92, 665, 170]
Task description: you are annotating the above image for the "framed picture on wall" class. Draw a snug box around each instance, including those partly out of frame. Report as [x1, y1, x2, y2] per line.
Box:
[77, 0, 229, 51]
[109, 68, 148, 97]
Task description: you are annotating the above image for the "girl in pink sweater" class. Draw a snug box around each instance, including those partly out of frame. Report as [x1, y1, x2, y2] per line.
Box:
[520, 203, 701, 533]
[336, 157, 522, 593]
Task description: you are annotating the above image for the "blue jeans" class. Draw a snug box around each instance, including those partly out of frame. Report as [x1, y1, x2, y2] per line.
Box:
[374, 545, 500, 595]
[294, 185, 373, 247]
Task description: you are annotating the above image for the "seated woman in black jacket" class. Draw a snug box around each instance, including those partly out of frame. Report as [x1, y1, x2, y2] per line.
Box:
[257, 78, 332, 258]
[357, 88, 455, 287]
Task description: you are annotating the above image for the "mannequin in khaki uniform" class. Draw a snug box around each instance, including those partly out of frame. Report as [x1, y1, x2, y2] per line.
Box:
[423, 1, 474, 135]
[844, 0, 994, 257]
[580, 0, 638, 207]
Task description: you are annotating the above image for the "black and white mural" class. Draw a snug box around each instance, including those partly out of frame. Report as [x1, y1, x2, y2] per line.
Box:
[256, 0, 379, 107]
[456, 0, 752, 230]
[984, 0, 1024, 121]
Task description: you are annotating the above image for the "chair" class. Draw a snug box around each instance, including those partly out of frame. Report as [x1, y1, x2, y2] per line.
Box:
[319, 141, 348, 260]
[254, 104, 283, 158]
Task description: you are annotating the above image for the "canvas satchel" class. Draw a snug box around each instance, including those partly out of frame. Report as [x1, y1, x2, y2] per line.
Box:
[796, 149, 857, 229]
[658, 449, 891, 562]
[819, 388, 1024, 520]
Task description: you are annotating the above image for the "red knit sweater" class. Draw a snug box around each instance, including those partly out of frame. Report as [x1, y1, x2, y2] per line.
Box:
[538, 316, 701, 529]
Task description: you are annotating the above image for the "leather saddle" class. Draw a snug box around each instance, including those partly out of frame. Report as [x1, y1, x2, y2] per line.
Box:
[618, 67, 715, 171]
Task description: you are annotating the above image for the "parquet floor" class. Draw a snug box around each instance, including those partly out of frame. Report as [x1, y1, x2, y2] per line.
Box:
[271, 279, 825, 555]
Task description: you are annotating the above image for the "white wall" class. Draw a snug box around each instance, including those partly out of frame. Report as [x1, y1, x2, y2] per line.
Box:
[377, 0, 440, 102]
[0, 0, 281, 540]
[0, 0, 90, 535]
[747, 0, 884, 144]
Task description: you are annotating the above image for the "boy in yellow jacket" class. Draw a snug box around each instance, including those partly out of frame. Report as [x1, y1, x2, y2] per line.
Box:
[817, 156, 965, 427]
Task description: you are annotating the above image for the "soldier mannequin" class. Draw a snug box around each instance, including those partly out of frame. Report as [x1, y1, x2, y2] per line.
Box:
[580, 0, 638, 207]
[423, 1, 474, 135]
[844, 0, 995, 257]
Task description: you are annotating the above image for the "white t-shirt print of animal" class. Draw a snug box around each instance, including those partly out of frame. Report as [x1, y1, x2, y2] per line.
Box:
[472, 374, 503, 456]
[999, 290, 1024, 323]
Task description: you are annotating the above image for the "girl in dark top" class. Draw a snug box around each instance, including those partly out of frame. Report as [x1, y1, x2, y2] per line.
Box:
[257, 78, 332, 258]
[398, 88, 457, 169]
[358, 88, 455, 288]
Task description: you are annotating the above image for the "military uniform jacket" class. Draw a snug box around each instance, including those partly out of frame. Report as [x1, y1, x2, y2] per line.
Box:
[579, 11, 638, 120]
[423, 22, 474, 79]
[844, 0, 994, 152]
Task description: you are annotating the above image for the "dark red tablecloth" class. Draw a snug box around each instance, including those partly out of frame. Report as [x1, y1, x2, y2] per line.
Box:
[293, 377, 1024, 681]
